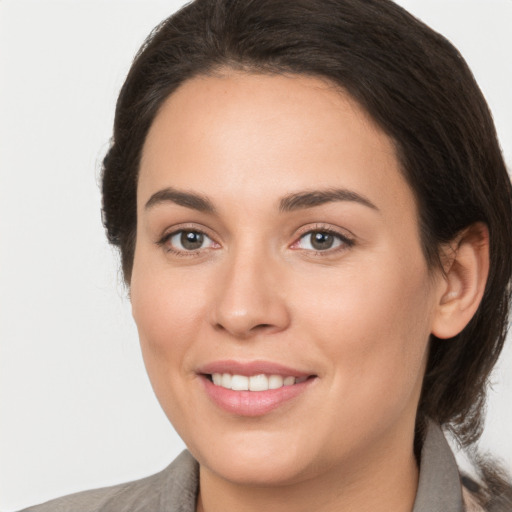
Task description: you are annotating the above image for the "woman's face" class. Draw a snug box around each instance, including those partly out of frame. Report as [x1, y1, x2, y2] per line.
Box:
[131, 72, 444, 486]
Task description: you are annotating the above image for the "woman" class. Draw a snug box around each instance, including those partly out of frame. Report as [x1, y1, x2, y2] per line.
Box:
[20, 0, 512, 510]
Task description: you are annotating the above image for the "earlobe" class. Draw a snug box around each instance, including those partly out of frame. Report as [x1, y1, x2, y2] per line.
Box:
[431, 222, 489, 339]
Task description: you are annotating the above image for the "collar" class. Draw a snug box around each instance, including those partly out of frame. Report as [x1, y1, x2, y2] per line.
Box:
[412, 419, 464, 511]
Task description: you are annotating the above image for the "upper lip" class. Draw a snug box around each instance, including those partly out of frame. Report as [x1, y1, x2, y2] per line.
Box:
[197, 360, 314, 378]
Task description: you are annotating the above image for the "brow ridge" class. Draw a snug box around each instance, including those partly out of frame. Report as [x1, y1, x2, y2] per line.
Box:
[145, 186, 377, 215]
[145, 187, 216, 213]
[279, 188, 378, 212]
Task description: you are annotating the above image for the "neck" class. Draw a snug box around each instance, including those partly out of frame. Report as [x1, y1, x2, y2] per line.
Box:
[196, 425, 420, 512]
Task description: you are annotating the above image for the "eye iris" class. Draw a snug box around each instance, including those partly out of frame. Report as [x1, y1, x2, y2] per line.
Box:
[181, 231, 204, 250]
[311, 231, 334, 250]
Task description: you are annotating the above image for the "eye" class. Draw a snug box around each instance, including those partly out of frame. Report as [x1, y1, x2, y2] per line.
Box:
[161, 229, 218, 253]
[294, 229, 353, 252]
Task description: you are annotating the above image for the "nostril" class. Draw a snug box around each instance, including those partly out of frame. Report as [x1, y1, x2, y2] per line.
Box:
[251, 323, 273, 331]
[213, 321, 276, 337]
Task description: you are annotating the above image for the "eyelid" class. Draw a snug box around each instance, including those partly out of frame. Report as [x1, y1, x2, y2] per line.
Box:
[155, 222, 354, 256]
[290, 223, 355, 252]
[156, 223, 221, 255]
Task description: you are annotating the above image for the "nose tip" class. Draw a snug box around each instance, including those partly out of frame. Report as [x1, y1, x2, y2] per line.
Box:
[210, 257, 290, 339]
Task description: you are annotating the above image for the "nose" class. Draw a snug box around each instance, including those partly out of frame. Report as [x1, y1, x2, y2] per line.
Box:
[210, 248, 291, 339]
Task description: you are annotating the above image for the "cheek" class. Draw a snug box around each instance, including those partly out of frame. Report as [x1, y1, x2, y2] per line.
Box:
[295, 252, 434, 397]
[129, 259, 210, 428]
[130, 255, 208, 369]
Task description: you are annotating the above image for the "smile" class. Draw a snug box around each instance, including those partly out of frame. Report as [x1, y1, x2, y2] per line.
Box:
[209, 373, 309, 391]
[198, 362, 316, 416]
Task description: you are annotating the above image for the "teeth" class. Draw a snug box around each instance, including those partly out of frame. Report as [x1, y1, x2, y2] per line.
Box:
[249, 374, 268, 391]
[283, 376, 295, 386]
[268, 375, 284, 389]
[211, 373, 302, 391]
[231, 375, 249, 391]
[221, 373, 232, 388]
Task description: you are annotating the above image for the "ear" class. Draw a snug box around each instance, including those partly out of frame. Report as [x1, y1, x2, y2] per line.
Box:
[431, 222, 489, 339]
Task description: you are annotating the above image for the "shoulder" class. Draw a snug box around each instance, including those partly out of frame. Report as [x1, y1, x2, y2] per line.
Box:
[19, 450, 199, 512]
[415, 420, 512, 512]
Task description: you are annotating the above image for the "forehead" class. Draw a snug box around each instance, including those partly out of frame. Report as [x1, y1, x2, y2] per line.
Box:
[138, 72, 416, 220]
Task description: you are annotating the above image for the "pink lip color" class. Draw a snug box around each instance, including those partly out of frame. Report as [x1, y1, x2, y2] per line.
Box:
[201, 377, 313, 416]
[198, 360, 311, 378]
[197, 360, 315, 417]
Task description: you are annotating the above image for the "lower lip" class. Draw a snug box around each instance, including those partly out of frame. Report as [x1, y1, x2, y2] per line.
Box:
[200, 376, 315, 416]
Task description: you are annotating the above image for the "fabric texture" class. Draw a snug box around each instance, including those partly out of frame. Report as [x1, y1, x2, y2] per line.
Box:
[20, 451, 198, 512]
[21, 421, 482, 512]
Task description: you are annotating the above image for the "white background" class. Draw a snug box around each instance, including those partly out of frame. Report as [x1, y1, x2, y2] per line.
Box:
[1, 1, 511, 510]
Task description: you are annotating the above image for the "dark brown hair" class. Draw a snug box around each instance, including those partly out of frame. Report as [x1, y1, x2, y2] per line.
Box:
[102, 0, 512, 447]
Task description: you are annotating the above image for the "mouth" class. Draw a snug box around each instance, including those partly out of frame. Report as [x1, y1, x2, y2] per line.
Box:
[204, 373, 310, 391]
[197, 361, 317, 416]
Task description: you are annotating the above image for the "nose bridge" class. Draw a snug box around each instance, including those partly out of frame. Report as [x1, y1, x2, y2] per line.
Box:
[211, 239, 290, 338]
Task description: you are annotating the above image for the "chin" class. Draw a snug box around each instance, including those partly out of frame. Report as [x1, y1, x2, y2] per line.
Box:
[188, 428, 323, 486]
[202, 452, 310, 486]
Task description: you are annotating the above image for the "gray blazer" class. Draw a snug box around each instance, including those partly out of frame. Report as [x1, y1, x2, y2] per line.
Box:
[20, 421, 481, 512]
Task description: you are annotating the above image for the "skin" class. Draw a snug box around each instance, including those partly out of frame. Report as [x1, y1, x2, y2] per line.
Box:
[131, 72, 479, 512]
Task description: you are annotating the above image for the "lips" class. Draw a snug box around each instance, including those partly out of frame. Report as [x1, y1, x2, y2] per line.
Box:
[197, 360, 316, 416]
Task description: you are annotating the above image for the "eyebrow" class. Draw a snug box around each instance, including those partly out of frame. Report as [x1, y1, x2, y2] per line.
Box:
[145, 187, 216, 213]
[144, 186, 378, 214]
[279, 188, 378, 212]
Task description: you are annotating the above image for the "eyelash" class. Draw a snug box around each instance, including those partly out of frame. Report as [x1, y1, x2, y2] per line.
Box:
[156, 224, 355, 257]
[157, 226, 218, 257]
[291, 225, 355, 255]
